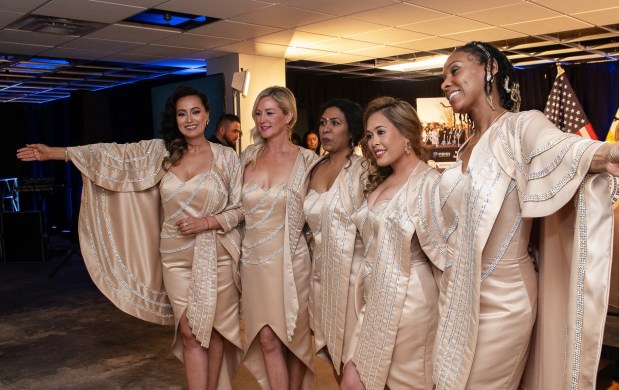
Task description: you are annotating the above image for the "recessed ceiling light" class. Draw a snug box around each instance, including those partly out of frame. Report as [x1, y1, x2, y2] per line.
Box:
[125, 9, 219, 30]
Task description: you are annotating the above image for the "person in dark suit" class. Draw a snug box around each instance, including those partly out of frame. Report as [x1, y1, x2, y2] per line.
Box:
[209, 114, 242, 148]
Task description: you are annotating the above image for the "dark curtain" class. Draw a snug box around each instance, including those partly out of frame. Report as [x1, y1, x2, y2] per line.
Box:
[3, 82, 155, 235]
[289, 60, 619, 140]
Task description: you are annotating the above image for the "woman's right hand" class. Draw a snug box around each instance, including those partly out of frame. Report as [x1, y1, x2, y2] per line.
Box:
[16, 144, 55, 161]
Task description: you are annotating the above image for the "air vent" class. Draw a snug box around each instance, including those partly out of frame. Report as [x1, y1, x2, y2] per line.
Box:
[8, 15, 104, 36]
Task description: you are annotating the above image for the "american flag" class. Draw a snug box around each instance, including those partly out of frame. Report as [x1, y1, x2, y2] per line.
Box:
[543, 68, 597, 139]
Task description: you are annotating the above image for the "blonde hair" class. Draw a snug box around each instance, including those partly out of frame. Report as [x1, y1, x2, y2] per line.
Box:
[245, 86, 297, 164]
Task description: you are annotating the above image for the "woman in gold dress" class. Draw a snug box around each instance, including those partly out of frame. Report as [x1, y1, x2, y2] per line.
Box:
[432, 41, 619, 389]
[16, 86, 243, 390]
[341, 97, 442, 390]
[239, 86, 318, 389]
[302, 99, 365, 377]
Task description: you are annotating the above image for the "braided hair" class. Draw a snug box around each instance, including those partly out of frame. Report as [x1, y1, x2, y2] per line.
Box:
[455, 41, 521, 113]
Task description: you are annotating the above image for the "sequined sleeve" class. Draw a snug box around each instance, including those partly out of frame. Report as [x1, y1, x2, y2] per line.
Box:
[67, 139, 168, 193]
[211, 144, 244, 233]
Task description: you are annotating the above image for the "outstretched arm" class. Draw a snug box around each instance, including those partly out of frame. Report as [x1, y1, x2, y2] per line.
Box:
[589, 142, 619, 176]
[16, 144, 68, 162]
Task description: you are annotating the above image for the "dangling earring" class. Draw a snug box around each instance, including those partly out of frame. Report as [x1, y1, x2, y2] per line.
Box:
[486, 94, 495, 111]
[350, 138, 355, 151]
[404, 139, 412, 156]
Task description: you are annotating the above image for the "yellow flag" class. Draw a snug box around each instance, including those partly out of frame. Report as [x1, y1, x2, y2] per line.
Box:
[607, 107, 619, 143]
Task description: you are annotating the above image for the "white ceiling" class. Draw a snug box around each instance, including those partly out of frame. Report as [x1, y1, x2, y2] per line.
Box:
[0, 0, 618, 102]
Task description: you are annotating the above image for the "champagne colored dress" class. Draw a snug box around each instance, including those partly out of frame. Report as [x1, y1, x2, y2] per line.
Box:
[428, 111, 614, 390]
[239, 145, 318, 389]
[350, 162, 441, 390]
[302, 154, 366, 374]
[67, 140, 244, 389]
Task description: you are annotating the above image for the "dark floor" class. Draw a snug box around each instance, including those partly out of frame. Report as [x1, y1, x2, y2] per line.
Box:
[0, 236, 339, 390]
[0, 235, 616, 389]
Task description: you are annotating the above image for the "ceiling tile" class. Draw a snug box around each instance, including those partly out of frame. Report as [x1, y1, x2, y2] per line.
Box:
[0, 0, 47, 13]
[101, 52, 166, 63]
[0, 41, 49, 55]
[177, 49, 229, 61]
[283, 46, 339, 60]
[102, 0, 168, 7]
[0, 10, 23, 28]
[0, 29, 76, 46]
[86, 23, 178, 43]
[345, 45, 414, 58]
[152, 32, 239, 50]
[400, 16, 490, 36]
[401, 0, 521, 15]
[34, 0, 143, 24]
[301, 38, 377, 52]
[504, 16, 593, 35]
[573, 7, 619, 26]
[190, 20, 281, 40]
[157, 0, 272, 20]
[283, 0, 399, 16]
[530, 0, 619, 14]
[349, 3, 448, 26]
[215, 40, 289, 57]
[254, 30, 335, 46]
[231, 4, 332, 29]
[39, 46, 112, 60]
[444, 27, 526, 43]
[304, 52, 374, 64]
[347, 27, 431, 45]
[124, 43, 201, 57]
[463, 3, 561, 25]
[59, 37, 140, 52]
[298, 18, 385, 37]
[395, 36, 464, 52]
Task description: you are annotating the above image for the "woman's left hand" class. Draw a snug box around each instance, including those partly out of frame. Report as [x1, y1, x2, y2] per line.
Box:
[177, 217, 209, 234]
[607, 143, 619, 177]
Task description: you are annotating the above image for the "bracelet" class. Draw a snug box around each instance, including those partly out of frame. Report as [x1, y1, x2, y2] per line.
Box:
[204, 216, 210, 230]
[64, 148, 69, 163]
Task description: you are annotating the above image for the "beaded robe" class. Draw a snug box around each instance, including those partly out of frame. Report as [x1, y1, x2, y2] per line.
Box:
[351, 162, 442, 389]
[430, 111, 613, 390]
[67, 140, 244, 387]
[302, 154, 366, 374]
[239, 145, 318, 389]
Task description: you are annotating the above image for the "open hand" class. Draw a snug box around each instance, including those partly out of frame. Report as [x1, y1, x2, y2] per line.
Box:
[16, 144, 51, 161]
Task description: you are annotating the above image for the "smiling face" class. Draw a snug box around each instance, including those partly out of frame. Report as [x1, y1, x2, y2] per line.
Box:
[441, 50, 489, 115]
[365, 111, 409, 168]
[176, 95, 209, 142]
[253, 96, 291, 140]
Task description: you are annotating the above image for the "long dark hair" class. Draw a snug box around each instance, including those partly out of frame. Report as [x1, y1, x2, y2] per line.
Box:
[160, 86, 210, 168]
